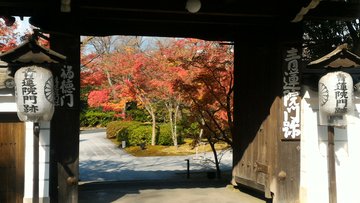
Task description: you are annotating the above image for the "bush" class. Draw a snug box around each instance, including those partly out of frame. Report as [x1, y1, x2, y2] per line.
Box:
[182, 122, 201, 139]
[157, 124, 172, 145]
[126, 108, 151, 122]
[107, 121, 184, 146]
[80, 109, 116, 127]
[157, 124, 184, 146]
[106, 121, 140, 139]
[127, 124, 152, 146]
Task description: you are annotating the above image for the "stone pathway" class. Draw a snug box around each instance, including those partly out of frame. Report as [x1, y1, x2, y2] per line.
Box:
[79, 129, 233, 182]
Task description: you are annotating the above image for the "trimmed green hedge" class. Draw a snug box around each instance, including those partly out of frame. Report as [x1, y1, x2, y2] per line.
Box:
[127, 123, 152, 146]
[80, 109, 116, 127]
[106, 121, 140, 139]
[156, 124, 175, 146]
[106, 121, 183, 146]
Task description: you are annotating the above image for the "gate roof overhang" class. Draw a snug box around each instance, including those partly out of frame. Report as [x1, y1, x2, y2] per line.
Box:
[1, 0, 360, 40]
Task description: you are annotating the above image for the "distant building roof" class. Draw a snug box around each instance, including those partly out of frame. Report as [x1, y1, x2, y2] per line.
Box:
[308, 43, 360, 69]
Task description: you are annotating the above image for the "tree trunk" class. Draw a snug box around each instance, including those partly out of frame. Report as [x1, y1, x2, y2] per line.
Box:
[168, 105, 176, 146]
[208, 138, 221, 179]
[174, 104, 179, 146]
[166, 102, 179, 147]
[151, 112, 156, 146]
[140, 98, 157, 146]
[104, 69, 117, 100]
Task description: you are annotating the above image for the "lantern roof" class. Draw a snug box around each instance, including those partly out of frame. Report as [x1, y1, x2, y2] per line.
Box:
[0, 38, 66, 64]
[0, 60, 8, 67]
[308, 43, 360, 69]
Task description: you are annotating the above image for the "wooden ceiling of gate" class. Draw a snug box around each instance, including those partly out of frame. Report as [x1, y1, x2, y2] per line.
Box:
[1, 0, 360, 39]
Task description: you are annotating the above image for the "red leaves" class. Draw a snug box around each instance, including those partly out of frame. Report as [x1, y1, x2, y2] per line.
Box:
[0, 20, 19, 53]
[81, 70, 106, 87]
[87, 90, 110, 108]
[87, 89, 125, 112]
[80, 37, 233, 138]
[170, 39, 234, 143]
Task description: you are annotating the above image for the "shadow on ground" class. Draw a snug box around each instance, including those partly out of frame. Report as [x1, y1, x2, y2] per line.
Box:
[79, 178, 270, 203]
[78, 130, 268, 203]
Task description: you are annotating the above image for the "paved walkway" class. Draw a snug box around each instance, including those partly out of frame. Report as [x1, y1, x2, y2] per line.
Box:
[79, 129, 233, 182]
[79, 129, 267, 203]
[79, 179, 267, 203]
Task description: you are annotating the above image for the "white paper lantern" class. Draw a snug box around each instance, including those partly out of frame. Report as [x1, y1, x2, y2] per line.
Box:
[319, 71, 354, 126]
[14, 66, 54, 122]
[186, 0, 201, 13]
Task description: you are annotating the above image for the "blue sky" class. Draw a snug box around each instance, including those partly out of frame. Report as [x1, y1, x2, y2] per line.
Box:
[15, 16, 32, 34]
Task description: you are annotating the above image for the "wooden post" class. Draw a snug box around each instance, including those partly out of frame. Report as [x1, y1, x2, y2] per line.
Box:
[185, 159, 190, 179]
[49, 34, 80, 203]
[327, 126, 337, 203]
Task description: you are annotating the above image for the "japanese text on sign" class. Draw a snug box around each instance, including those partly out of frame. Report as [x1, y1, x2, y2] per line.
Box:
[334, 74, 348, 114]
[282, 47, 301, 139]
[21, 68, 39, 113]
[55, 65, 75, 107]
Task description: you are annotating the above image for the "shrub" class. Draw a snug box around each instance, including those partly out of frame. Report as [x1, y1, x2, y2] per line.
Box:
[106, 121, 140, 139]
[127, 124, 153, 146]
[126, 108, 151, 122]
[107, 121, 184, 146]
[157, 124, 172, 145]
[157, 124, 184, 146]
[182, 122, 201, 138]
[80, 109, 116, 127]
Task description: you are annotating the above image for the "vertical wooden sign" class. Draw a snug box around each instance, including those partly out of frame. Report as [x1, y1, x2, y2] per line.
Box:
[54, 64, 76, 109]
[282, 47, 301, 140]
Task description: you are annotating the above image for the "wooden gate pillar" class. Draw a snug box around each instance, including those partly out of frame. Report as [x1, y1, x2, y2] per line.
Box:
[49, 34, 80, 203]
[233, 22, 303, 203]
[274, 22, 303, 203]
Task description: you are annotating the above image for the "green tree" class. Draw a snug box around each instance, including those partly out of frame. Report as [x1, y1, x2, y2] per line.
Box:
[303, 19, 360, 61]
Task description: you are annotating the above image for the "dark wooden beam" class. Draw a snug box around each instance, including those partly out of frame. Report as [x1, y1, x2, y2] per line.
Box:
[0, 1, 55, 16]
[2, 0, 360, 22]
[29, 12, 280, 41]
[49, 33, 80, 203]
[305, 1, 360, 20]
[0, 112, 20, 122]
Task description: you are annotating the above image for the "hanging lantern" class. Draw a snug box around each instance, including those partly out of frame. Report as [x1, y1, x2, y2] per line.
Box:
[318, 71, 354, 126]
[14, 66, 54, 122]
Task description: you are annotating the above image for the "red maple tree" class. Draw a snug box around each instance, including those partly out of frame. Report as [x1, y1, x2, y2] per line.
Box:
[0, 18, 18, 52]
[80, 37, 234, 154]
[172, 39, 234, 178]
